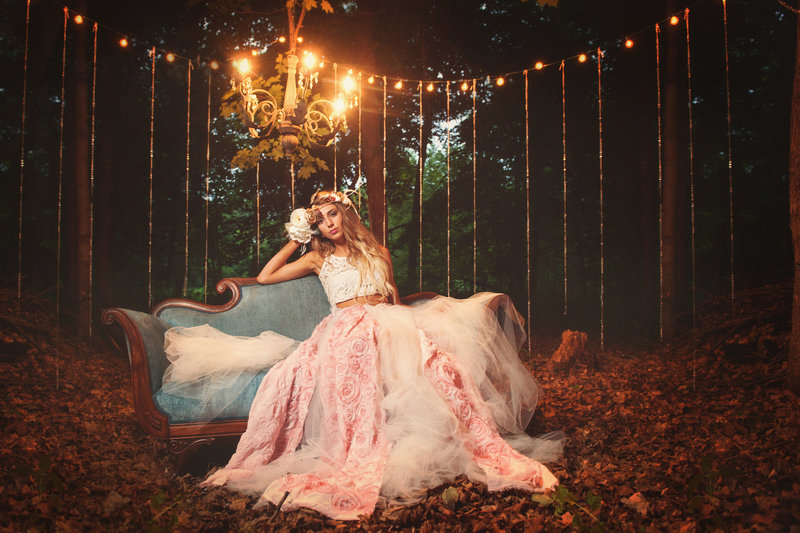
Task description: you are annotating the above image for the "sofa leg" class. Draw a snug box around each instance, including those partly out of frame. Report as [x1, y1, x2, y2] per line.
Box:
[169, 437, 217, 472]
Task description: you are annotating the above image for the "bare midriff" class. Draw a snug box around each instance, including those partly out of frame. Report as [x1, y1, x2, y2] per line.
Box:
[336, 294, 388, 308]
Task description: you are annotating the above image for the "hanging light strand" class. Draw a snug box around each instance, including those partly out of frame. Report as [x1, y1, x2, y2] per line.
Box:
[446, 82, 451, 297]
[17, 0, 31, 301]
[357, 72, 362, 211]
[418, 81, 424, 292]
[382, 76, 388, 245]
[148, 47, 156, 310]
[333, 62, 338, 191]
[686, 8, 697, 390]
[524, 69, 532, 353]
[256, 161, 261, 266]
[183, 61, 192, 298]
[597, 48, 605, 351]
[560, 60, 568, 317]
[89, 22, 98, 337]
[56, 6, 68, 389]
[290, 160, 296, 210]
[472, 79, 478, 294]
[722, 0, 735, 301]
[655, 23, 665, 342]
[204, 74, 211, 304]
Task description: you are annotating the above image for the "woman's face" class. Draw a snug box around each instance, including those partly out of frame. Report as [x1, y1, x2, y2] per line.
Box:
[315, 203, 345, 243]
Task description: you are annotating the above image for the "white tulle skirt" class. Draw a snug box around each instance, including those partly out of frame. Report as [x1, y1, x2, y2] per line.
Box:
[162, 293, 564, 520]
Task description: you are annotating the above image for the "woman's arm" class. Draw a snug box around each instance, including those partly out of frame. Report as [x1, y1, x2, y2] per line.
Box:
[379, 245, 402, 304]
[256, 241, 319, 284]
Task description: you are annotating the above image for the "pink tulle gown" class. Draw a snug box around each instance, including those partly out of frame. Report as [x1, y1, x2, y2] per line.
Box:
[166, 288, 563, 520]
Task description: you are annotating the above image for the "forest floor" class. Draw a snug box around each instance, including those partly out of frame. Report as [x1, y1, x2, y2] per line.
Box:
[0, 284, 798, 532]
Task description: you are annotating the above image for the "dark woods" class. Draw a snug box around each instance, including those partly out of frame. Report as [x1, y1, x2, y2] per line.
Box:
[0, 0, 794, 342]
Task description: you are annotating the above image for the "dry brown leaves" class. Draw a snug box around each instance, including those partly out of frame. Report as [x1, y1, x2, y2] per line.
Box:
[1, 284, 798, 532]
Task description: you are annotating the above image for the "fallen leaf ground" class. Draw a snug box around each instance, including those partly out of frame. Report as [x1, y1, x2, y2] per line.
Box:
[1, 284, 798, 532]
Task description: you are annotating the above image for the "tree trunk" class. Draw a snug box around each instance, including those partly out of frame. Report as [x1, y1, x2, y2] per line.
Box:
[661, 0, 688, 340]
[788, 12, 800, 395]
[66, 0, 91, 338]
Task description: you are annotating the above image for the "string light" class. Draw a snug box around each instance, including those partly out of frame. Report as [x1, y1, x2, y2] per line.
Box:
[722, 0, 735, 301]
[460, 81, 469, 92]
[119, 37, 128, 47]
[625, 38, 634, 48]
[394, 80, 403, 90]
[560, 60, 568, 317]
[655, 23, 664, 341]
[578, 54, 587, 63]
[148, 46, 156, 310]
[597, 48, 605, 351]
[524, 69, 532, 352]
[74, 14, 83, 24]
[368, 75, 375, 84]
[535, 61, 544, 70]
[166, 52, 175, 62]
[251, 49, 258, 56]
[472, 78, 477, 293]
[426, 82, 434, 92]
[183, 61, 191, 298]
[495, 77, 505, 86]
[57, 6, 68, 387]
[686, 7, 697, 390]
[278, 36, 286, 43]
[670, 15, 680, 25]
[418, 80, 423, 292]
[210, 60, 219, 70]
[204, 74, 211, 303]
[17, 0, 31, 300]
[89, 22, 98, 337]
[297, 36, 303, 43]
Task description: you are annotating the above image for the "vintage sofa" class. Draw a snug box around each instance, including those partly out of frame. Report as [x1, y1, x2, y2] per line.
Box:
[102, 275, 437, 470]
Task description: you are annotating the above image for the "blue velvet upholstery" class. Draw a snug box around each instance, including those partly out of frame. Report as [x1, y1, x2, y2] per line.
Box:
[116, 309, 173, 394]
[158, 276, 330, 340]
[153, 370, 269, 423]
[139, 276, 329, 425]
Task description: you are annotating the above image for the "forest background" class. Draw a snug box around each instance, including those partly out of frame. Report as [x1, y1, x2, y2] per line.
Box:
[0, 0, 794, 345]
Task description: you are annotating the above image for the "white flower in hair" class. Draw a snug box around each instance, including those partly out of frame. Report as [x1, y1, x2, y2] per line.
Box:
[286, 208, 317, 244]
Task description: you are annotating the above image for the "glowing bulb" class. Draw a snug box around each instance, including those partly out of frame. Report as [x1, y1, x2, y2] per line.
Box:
[278, 36, 286, 43]
[319, 61, 325, 69]
[460, 81, 469, 92]
[535, 61, 544, 70]
[303, 53, 316, 69]
[394, 80, 403, 89]
[670, 15, 679, 25]
[210, 60, 220, 70]
[119, 37, 129, 48]
[334, 98, 346, 115]
[368, 75, 375, 84]
[426, 82, 434, 92]
[625, 38, 634, 49]
[297, 36, 304, 43]
[578, 54, 587, 63]
[166, 53, 175, 62]
[237, 57, 250, 75]
[495, 77, 505, 86]
[342, 75, 356, 93]
[74, 14, 84, 24]
[251, 49, 258, 56]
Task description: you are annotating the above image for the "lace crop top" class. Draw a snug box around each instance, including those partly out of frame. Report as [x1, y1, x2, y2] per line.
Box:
[318, 254, 383, 306]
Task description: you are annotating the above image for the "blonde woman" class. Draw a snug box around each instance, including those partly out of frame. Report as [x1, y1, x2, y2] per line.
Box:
[167, 190, 563, 520]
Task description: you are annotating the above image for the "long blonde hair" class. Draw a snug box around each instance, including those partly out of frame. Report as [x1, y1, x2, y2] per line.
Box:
[309, 191, 395, 302]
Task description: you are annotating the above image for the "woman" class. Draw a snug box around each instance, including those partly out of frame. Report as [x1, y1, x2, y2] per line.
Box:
[167, 190, 563, 520]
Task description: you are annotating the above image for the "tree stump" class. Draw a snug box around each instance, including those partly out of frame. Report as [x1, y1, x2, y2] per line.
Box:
[551, 330, 591, 373]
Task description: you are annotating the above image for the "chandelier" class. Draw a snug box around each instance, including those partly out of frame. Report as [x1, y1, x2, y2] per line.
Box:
[230, 2, 355, 155]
